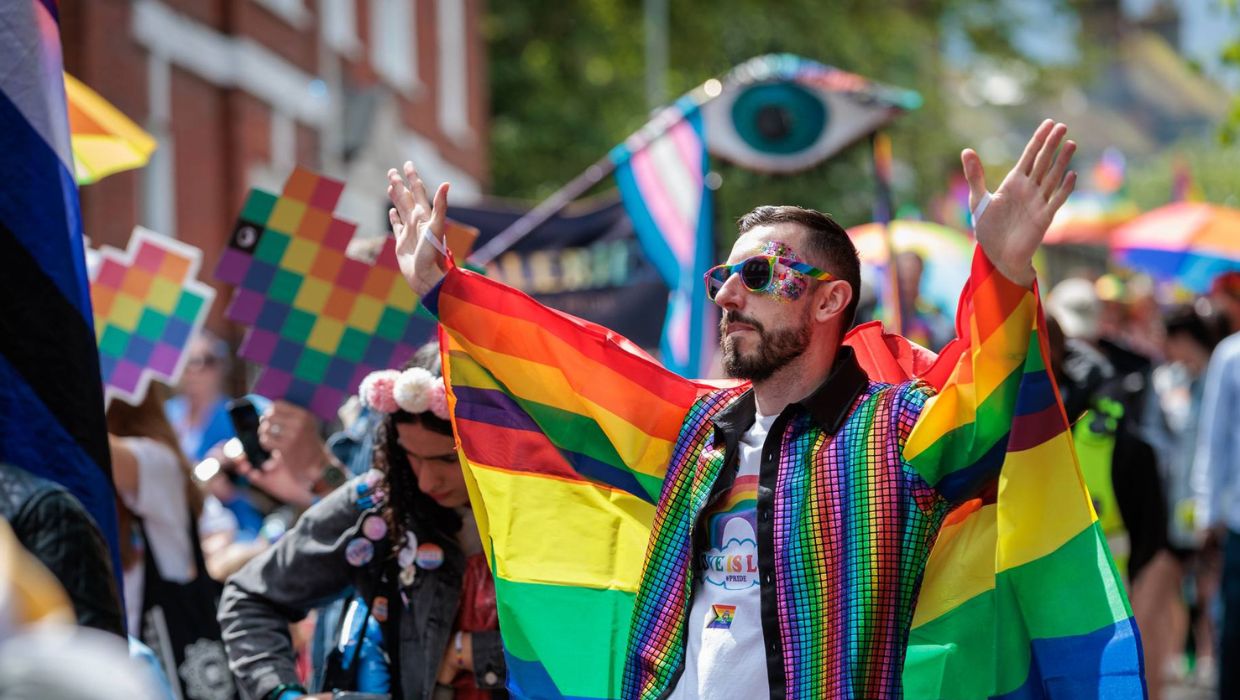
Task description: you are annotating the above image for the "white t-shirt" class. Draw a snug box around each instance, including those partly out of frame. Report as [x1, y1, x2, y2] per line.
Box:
[669, 412, 776, 699]
[118, 437, 195, 634]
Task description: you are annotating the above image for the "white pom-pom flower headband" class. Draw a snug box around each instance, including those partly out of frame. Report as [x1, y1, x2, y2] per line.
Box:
[359, 367, 450, 420]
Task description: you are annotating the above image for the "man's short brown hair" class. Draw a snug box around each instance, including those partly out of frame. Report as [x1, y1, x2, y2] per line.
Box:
[736, 205, 861, 329]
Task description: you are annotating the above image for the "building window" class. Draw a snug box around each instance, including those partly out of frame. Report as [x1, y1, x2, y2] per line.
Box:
[371, 0, 418, 94]
[436, 0, 470, 141]
[320, 0, 360, 56]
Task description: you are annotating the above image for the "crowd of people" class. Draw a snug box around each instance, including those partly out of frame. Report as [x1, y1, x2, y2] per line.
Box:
[3, 120, 1240, 700]
[1043, 269, 1240, 699]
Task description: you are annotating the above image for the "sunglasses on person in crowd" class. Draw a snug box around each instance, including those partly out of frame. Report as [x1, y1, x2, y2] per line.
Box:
[704, 255, 833, 301]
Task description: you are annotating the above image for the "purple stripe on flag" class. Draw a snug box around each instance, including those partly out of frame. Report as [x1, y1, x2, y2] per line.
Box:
[452, 385, 542, 433]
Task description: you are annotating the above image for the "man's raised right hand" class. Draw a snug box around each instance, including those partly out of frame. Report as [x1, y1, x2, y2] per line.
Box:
[387, 161, 450, 297]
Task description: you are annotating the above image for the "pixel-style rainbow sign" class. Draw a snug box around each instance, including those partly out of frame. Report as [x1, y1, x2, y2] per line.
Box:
[215, 168, 473, 421]
[89, 227, 216, 406]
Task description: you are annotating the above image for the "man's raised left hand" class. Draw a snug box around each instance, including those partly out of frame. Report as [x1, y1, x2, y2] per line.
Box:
[964, 119, 1076, 288]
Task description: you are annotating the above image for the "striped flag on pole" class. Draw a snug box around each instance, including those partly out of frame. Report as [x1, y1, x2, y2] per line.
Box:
[0, 1, 121, 582]
[610, 96, 716, 378]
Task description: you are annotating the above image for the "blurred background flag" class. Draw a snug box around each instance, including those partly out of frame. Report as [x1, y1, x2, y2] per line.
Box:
[1171, 155, 1205, 203]
[1091, 146, 1127, 195]
[610, 97, 714, 378]
[0, 0, 121, 584]
[867, 131, 903, 333]
[1043, 192, 1141, 246]
[64, 71, 157, 186]
[847, 219, 974, 318]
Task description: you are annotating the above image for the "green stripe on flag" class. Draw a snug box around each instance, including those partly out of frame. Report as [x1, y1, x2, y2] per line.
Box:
[494, 577, 637, 699]
[908, 364, 1023, 487]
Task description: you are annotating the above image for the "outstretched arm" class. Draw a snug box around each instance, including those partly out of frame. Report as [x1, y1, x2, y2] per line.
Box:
[904, 120, 1076, 503]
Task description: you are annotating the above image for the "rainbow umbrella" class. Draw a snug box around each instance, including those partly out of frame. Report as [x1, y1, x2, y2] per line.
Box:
[847, 220, 974, 315]
[65, 72, 157, 185]
[1043, 192, 1140, 245]
[1111, 202, 1240, 292]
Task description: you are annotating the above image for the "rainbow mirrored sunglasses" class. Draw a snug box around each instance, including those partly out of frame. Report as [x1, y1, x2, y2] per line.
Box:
[703, 255, 833, 301]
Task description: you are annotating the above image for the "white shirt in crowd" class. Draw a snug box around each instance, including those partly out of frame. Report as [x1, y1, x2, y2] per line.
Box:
[117, 436, 195, 634]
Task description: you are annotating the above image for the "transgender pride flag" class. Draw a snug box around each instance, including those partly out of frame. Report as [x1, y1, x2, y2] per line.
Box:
[610, 97, 716, 378]
[0, 0, 122, 585]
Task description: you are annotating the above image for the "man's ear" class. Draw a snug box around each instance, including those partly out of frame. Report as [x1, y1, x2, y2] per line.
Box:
[813, 280, 852, 323]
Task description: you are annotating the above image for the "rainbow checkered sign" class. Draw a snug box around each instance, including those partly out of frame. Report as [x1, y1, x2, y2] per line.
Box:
[89, 227, 215, 406]
[215, 168, 432, 421]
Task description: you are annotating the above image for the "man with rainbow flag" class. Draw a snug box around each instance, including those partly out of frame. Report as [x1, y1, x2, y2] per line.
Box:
[384, 119, 1145, 699]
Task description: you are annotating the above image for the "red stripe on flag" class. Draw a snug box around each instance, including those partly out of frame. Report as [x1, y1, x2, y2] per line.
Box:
[457, 417, 587, 484]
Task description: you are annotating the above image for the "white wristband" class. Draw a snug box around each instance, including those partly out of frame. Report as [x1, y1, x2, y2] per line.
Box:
[971, 191, 992, 229]
[423, 226, 449, 257]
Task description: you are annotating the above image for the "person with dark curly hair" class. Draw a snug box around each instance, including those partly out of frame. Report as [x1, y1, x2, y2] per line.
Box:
[218, 342, 505, 700]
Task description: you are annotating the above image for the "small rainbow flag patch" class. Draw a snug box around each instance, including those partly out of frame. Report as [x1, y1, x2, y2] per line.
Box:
[707, 604, 736, 629]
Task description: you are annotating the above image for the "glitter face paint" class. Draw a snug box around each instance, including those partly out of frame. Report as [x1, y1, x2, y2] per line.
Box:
[757, 241, 811, 302]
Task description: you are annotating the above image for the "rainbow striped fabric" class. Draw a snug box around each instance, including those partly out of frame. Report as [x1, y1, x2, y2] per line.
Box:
[427, 263, 720, 698]
[610, 96, 716, 379]
[0, 0, 121, 586]
[902, 252, 1144, 698]
[429, 248, 1143, 698]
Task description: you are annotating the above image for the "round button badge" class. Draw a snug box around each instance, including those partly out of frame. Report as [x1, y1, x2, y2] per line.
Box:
[415, 543, 444, 570]
[345, 537, 374, 567]
[362, 515, 387, 541]
[371, 595, 389, 622]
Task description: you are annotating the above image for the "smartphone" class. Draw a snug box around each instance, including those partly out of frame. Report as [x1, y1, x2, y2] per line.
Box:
[226, 397, 272, 469]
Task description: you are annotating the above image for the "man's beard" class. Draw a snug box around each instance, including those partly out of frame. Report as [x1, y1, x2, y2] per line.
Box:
[720, 309, 811, 382]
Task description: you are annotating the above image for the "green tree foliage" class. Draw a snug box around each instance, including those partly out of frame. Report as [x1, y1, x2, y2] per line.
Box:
[1126, 136, 1240, 208]
[485, 1, 1075, 249]
[1221, 0, 1240, 144]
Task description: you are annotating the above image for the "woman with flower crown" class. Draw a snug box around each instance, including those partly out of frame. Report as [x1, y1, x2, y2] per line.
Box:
[219, 342, 506, 700]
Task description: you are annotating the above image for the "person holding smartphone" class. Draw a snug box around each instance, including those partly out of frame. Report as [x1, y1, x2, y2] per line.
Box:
[219, 342, 506, 700]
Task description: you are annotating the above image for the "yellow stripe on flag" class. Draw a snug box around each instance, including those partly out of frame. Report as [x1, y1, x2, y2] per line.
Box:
[997, 431, 1097, 571]
[912, 504, 998, 628]
[468, 461, 655, 591]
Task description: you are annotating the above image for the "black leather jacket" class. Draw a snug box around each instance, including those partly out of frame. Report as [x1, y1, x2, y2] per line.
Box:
[0, 462, 125, 636]
[219, 473, 506, 700]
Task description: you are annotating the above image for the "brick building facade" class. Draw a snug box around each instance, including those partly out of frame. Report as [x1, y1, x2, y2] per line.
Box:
[61, 0, 489, 333]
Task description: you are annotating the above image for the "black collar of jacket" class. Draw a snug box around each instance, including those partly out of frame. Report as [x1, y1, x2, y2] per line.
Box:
[711, 345, 870, 440]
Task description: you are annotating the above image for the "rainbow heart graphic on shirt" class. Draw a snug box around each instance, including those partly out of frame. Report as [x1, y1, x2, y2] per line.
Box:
[701, 474, 760, 590]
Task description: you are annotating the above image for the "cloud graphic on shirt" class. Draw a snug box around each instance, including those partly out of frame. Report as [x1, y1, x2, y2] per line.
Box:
[702, 517, 760, 590]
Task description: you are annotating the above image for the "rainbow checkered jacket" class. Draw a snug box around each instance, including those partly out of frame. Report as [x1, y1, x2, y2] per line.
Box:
[621, 348, 961, 699]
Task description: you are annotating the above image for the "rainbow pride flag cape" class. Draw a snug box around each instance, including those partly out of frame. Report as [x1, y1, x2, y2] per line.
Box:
[900, 253, 1143, 698]
[427, 249, 1144, 699]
